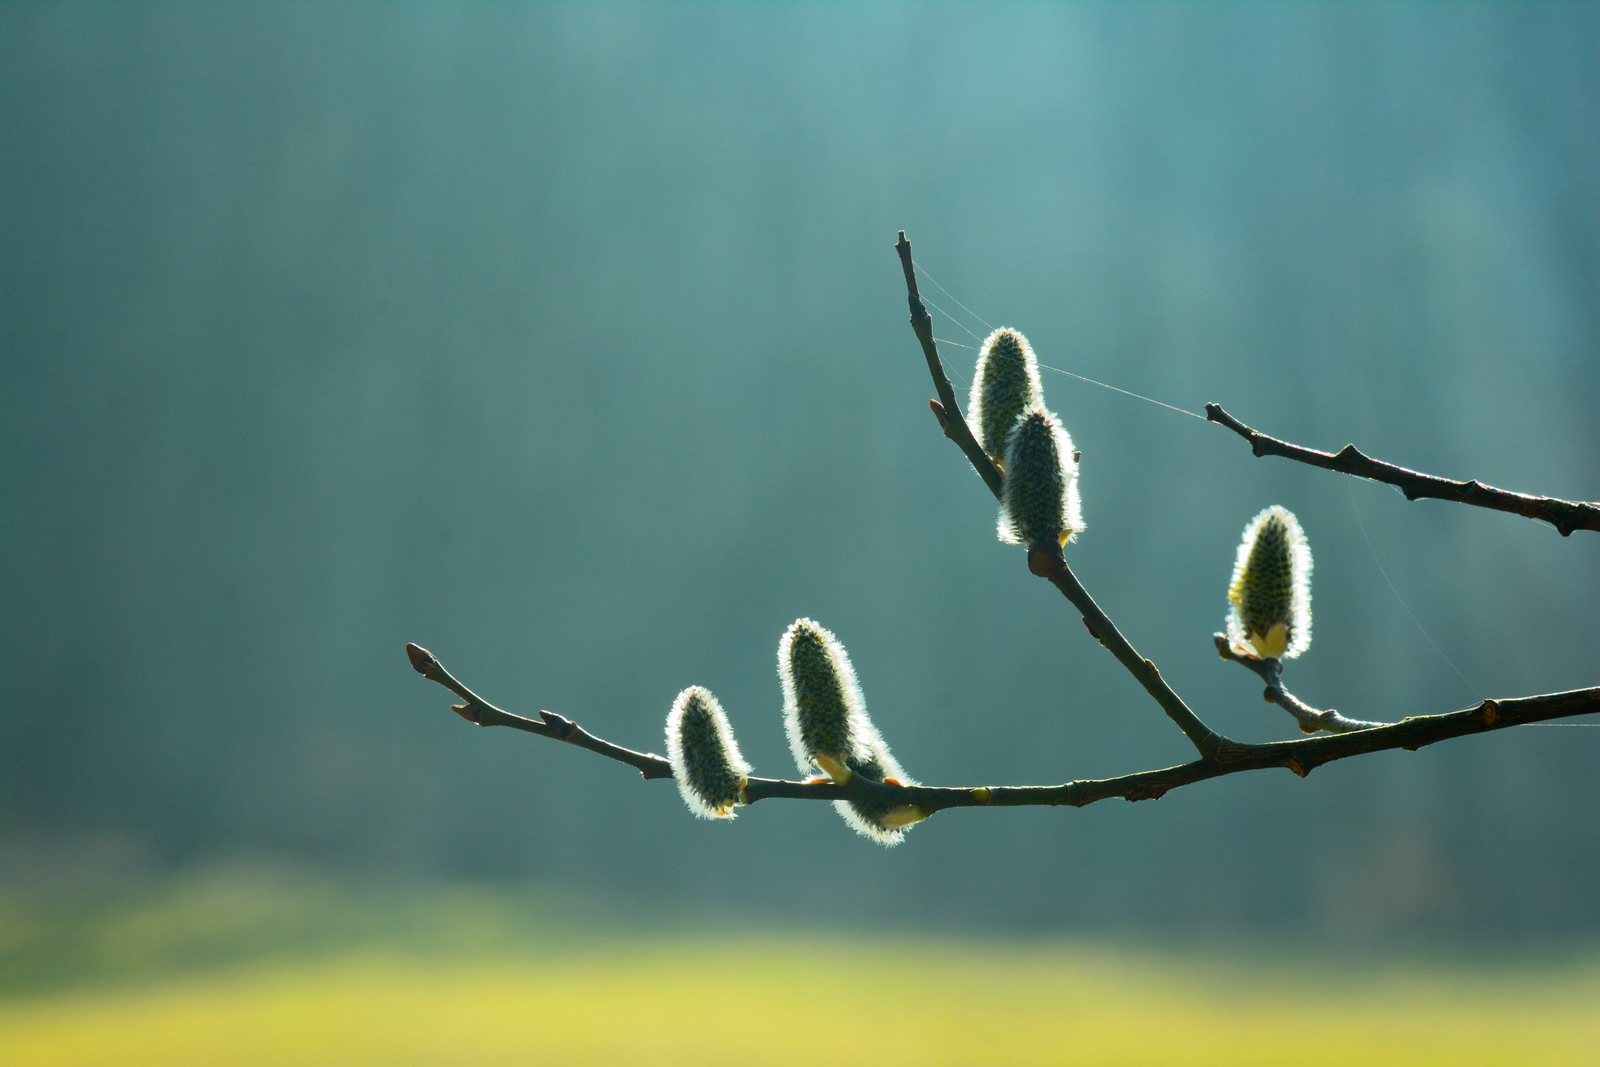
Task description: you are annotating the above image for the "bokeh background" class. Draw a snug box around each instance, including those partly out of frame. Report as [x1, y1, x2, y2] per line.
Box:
[2, 4, 1597, 1063]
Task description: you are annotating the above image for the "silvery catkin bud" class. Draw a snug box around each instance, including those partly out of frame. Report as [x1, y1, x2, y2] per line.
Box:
[666, 686, 751, 819]
[778, 618, 924, 846]
[969, 328, 1042, 467]
[998, 406, 1083, 547]
[1225, 505, 1312, 661]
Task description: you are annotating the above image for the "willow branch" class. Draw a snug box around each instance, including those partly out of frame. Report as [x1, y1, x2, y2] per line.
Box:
[894, 232, 1005, 499]
[406, 643, 675, 780]
[1205, 404, 1600, 536]
[407, 642, 1599, 811]
[1212, 635, 1388, 734]
[895, 231, 1221, 760]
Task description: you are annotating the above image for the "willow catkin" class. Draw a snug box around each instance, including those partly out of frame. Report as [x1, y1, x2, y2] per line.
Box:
[1225, 505, 1312, 660]
[969, 328, 1042, 467]
[998, 406, 1084, 547]
[778, 619, 924, 845]
[666, 686, 751, 819]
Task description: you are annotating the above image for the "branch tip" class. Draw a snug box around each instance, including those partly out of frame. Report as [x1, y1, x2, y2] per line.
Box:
[1210, 405, 1600, 534]
[406, 642, 435, 674]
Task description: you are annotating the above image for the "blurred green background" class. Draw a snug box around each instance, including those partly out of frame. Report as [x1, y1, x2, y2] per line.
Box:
[2, 3, 1597, 1062]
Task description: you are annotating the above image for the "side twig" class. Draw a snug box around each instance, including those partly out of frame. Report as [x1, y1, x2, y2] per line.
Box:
[406, 643, 675, 780]
[407, 642, 1600, 811]
[1212, 636, 1388, 734]
[895, 231, 1222, 760]
[1205, 404, 1600, 536]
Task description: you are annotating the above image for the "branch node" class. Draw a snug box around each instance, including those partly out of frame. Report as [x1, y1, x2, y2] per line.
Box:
[1480, 699, 1500, 727]
[452, 703, 484, 726]
[1027, 542, 1066, 579]
[539, 709, 577, 740]
[970, 787, 994, 805]
[929, 398, 950, 432]
[1212, 738, 1253, 764]
[1286, 758, 1308, 778]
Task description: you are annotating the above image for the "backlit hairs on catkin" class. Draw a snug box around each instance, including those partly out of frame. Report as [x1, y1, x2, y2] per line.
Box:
[665, 686, 751, 819]
[778, 619, 924, 846]
[998, 406, 1083, 547]
[1225, 505, 1312, 661]
[969, 328, 1042, 467]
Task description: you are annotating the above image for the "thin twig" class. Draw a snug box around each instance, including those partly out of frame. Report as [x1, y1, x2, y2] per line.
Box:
[406, 643, 675, 780]
[1212, 636, 1388, 734]
[407, 643, 1600, 811]
[895, 232, 1005, 500]
[895, 231, 1221, 760]
[1205, 404, 1600, 536]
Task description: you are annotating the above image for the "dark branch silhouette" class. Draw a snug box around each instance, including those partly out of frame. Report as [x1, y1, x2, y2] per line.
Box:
[404, 230, 1600, 827]
[896, 232, 1220, 760]
[1205, 403, 1600, 536]
[1212, 635, 1386, 734]
[408, 642, 1600, 811]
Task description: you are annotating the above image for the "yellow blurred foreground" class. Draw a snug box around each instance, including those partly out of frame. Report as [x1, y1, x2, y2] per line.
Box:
[2, 876, 1595, 1066]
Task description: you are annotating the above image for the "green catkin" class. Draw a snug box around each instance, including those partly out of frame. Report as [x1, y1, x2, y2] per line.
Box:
[969, 328, 1042, 467]
[779, 620, 858, 772]
[998, 406, 1084, 547]
[778, 619, 923, 846]
[666, 686, 751, 819]
[1225, 505, 1313, 661]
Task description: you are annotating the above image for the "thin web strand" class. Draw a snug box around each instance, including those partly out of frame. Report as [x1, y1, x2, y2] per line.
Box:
[1348, 481, 1484, 703]
[918, 267, 1207, 423]
[921, 295, 986, 344]
[913, 259, 995, 333]
[1038, 364, 1209, 421]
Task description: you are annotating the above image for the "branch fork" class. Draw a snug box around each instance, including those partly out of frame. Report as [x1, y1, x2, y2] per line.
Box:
[404, 231, 1599, 830]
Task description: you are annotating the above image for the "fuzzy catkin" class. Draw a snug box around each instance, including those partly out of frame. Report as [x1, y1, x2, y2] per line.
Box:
[969, 328, 1042, 466]
[998, 407, 1083, 547]
[666, 686, 751, 819]
[777, 618, 920, 846]
[1225, 505, 1312, 660]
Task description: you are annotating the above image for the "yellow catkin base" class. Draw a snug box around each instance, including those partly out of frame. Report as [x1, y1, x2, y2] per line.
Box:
[3, 938, 1595, 1067]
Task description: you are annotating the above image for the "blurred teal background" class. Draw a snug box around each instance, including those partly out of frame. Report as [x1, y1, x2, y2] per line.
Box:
[2, 3, 1597, 946]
